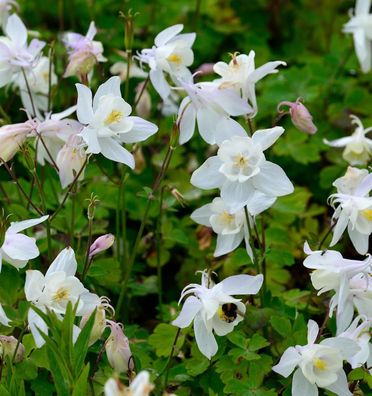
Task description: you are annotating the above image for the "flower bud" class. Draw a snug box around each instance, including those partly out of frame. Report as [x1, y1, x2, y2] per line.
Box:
[89, 234, 115, 259]
[277, 98, 317, 135]
[64, 51, 98, 79]
[0, 120, 37, 163]
[80, 305, 106, 346]
[0, 335, 25, 363]
[135, 82, 151, 119]
[105, 320, 134, 373]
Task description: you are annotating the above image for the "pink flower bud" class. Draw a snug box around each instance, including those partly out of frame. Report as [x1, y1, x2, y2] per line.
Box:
[0, 120, 37, 162]
[194, 63, 215, 75]
[277, 98, 317, 135]
[0, 335, 25, 363]
[105, 320, 134, 373]
[89, 234, 115, 259]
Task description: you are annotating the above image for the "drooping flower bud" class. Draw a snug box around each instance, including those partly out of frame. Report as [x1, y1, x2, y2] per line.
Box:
[277, 97, 317, 135]
[0, 120, 37, 163]
[0, 335, 25, 363]
[80, 305, 106, 346]
[89, 234, 115, 259]
[105, 320, 134, 373]
[56, 134, 86, 188]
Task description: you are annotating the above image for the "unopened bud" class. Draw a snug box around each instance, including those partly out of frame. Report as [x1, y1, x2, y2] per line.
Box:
[80, 306, 106, 346]
[171, 188, 187, 207]
[105, 320, 134, 373]
[0, 335, 25, 363]
[133, 146, 146, 174]
[87, 194, 99, 220]
[277, 98, 317, 135]
[89, 234, 115, 259]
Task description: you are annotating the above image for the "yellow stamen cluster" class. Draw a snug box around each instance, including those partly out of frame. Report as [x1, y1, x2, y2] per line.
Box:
[167, 54, 182, 64]
[234, 154, 248, 168]
[361, 209, 372, 221]
[53, 287, 69, 302]
[313, 358, 327, 371]
[220, 211, 234, 225]
[104, 110, 123, 125]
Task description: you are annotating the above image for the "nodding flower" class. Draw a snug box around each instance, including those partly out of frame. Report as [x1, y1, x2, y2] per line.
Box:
[105, 320, 134, 373]
[277, 97, 317, 135]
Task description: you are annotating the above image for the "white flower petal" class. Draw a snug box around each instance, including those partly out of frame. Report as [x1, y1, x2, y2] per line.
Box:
[307, 319, 319, 345]
[0, 304, 11, 326]
[348, 224, 368, 255]
[28, 307, 48, 348]
[149, 68, 170, 100]
[25, 270, 45, 302]
[214, 118, 247, 145]
[272, 346, 301, 377]
[190, 204, 213, 227]
[46, 247, 77, 277]
[252, 161, 294, 197]
[120, 116, 158, 143]
[220, 180, 254, 212]
[172, 296, 201, 328]
[191, 157, 225, 190]
[320, 337, 360, 360]
[93, 76, 123, 111]
[214, 232, 243, 256]
[99, 138, 135, 167]
[6, 14, 27, 47]
[154, 24, 184, 47]
[76, 84, 94, 124]
[194, 313, 218, 359]
[251, 127, 284, 151]
[196, 107, 223, 145]
[324, 370, 352, 396]
[7, 215, 49, 234]
[246, 190, 276, 215]
[292, 368, 318, 396]
[2, 233, 39, 261]
[178, 98, 196, 145]
[220, 274, 263, 295]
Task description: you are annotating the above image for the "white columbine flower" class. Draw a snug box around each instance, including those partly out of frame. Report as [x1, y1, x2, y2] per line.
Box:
[338, 315, 371, 368]
[343, 0, 372, 73]
[333, 166, 369, 195]
[303, 242, 371, 333]
[176, 79, 252, 145]
[272, 319, 358, 396]
[0, 14, 45, 87]
[172, 270, 263, 359]
[213, 51, 286, 117]
[191, 194, 276, 258]
[76, 76, 158, 167]
[328, 168, 372, 255]
[324, 115, 372, 165]
[63, 21, 106, 78]
[191, 128, 293, 212]
[25, 247, 101, 347]
[137, 24, 196, 100]
[104, 371, 154, 396]
[0, 215, 48, 272]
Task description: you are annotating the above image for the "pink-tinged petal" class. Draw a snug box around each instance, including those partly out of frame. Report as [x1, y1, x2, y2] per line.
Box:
[252, 127, 284, 151]
[7, 215, 49, 234]
[214, 232, 243, 256]
[149, 68, 170, 100]
[2, 233, 39, 261]
[193, 313, 218, 359]
[93, 76, 123, 110]
[178, 98, 196, 145]
[86, 21, 97, 40]
[191, 157, 225, 190]
[214, 118, 247, 145]
[6, 14, 27, 47]
[348, 224, 368, 255]
[24, 270, 45, 302]
[212, 88, 251, 116]
[272, 346, 301, 377]
[330, 211, 349, 246]
[252, 161, 294, 197]
[307, 319, 319, 345]
[220, 274, 263, 295]
[0, 304, 10, 326]
[324, 370, 352, 396]
[99, 138, 135, 168]
[76, 84, 94, 124]
[46, 247, 77, 277]
[172, 296, 201, 328]
[154, 24, 184, 47]
[292, 368, 318, 396]
[120, 116, 158, 144]
[190, 204, 213, 227]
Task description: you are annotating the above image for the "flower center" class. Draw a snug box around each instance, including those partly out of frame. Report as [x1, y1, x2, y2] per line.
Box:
[104, 110, 123, 125]
[361, 209, 372, 221]
[53, 287, 69, 302]
[167, 54, 182, 64]
[234, 154, 248, 169]
[220, 211, 235, 225]
[313, 357, 327, 371]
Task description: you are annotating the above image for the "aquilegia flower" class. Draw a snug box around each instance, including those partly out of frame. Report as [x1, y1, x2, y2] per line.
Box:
[172, 270, 263, 359]
[272, 319, 358, 396]
[104, 371, 154, 396]
[324, 115, 372, 165]
[176, 79, 251, 145]
[343, 0, 372, 73]
[0, 215, 48, 272]
[191, 194, 275, 258]
[191, 127, 293, 212]
[137, 24, 196, 100]
[25, 247, 101, 347]
[328, 168, 372, 255]
[76, 76, 158, 167]
[63, 21, 106, 79]
[213, 51, 286, 117]
[0, 14, 45, 87]
[332, 166, 369, 195]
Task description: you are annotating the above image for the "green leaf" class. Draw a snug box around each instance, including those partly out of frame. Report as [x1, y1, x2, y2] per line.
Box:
[270, 315, 292, 337]
[71, 364, 90, 396]
[148, 324, 184, 357]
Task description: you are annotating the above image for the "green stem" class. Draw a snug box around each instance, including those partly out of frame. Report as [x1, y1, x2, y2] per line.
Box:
[82, 217, 93, 281]
[21, 67, 36, 117]
[70, 184, 76, 247]
[124, 49, 132, 101]
[156, 186, 166, 307]
[11, 326, 27, 363]
[159, 328, 181, 388]
[317, 222, 336, 251]
[134, 76, 149, 110]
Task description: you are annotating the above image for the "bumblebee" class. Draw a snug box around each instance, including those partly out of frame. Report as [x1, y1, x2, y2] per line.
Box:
[219, 303, 240, 323]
